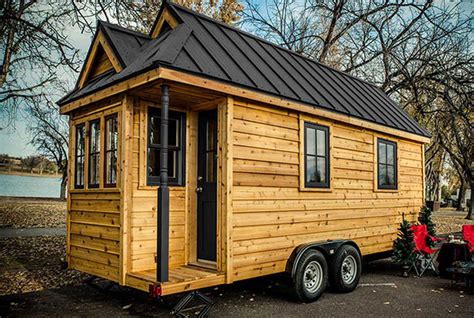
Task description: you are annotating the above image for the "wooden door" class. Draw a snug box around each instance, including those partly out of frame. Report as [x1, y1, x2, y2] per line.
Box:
[197, 110, 217, 262]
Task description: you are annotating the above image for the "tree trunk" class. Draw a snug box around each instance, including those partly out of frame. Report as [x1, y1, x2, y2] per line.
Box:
[457, 181, 466, 211]
[60, 173, 67, 200]
[466, 183, 473, 220]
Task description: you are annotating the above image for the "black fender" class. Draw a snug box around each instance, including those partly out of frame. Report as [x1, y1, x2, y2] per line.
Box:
[285, 240, 360, 279]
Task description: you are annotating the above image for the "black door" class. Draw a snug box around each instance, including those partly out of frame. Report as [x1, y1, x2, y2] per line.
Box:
[197, 110, 217, 262]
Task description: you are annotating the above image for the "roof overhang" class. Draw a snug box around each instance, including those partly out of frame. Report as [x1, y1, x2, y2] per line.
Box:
[59, 66, 430, 144]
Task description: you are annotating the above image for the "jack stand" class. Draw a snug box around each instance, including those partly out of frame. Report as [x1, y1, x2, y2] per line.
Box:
[170, 290, 214, 317]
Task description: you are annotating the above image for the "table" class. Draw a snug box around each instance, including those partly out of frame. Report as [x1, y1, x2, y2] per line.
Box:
[436, 242, 471, 278]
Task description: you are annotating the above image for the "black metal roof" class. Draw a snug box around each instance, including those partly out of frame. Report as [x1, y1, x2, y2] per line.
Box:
[59, 2, 430, 138]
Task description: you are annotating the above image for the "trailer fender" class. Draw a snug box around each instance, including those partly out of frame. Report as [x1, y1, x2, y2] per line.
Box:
[286, 240, 360, 279]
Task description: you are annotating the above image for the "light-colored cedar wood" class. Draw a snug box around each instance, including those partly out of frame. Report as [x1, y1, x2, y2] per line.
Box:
[77, 31, 123, 89]
[229, 99, 424, 280]
[126, 265, 225, 295]
[186, 111, 198, 264]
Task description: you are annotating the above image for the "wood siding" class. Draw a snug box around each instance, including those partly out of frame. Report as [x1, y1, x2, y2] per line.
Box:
[68, 190, 121, 281]
[230, 98, 424, 282]
[127, 99, 187, 273]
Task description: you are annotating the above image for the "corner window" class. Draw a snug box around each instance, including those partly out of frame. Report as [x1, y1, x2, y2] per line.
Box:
[75, 124, 85, 189]
[104, 114, 118, 187]
[304, 122, 329, 188]
[377, 138, 397, 189]
[88, 119, 101, 188]
[147, 108, 185, 186]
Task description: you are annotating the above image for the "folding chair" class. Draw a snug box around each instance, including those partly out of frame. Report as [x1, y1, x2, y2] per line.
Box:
[462, 225, 474, 253]
[410, 224, 443, 276]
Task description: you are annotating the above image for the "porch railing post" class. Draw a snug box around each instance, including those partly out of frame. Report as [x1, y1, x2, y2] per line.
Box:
[157, 84, 170, 282]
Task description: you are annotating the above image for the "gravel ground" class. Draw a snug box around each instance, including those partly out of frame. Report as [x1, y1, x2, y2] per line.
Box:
[0, 197, 66, 228]
[433, 208, 474, 234]
[0, 236, 89, 296]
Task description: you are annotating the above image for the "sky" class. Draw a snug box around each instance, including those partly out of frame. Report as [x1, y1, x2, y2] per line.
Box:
[0, 0, 472, 158]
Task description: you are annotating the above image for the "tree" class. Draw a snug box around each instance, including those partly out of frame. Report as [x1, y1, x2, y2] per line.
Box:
[393, 215, 416, 276]
[28, 96, 69, 199]
[21, 155, 43, 173]
[418, 206, 436, 246]
[0, 0, 80, 126]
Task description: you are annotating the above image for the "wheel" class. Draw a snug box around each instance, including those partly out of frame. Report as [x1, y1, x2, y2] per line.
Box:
[293, 249, 328, 302]
[329, 245, 361, 293]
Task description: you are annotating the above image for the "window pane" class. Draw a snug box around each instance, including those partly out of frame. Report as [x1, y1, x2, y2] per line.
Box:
[387, 165, 395, 185]
[206, 151, 215, 182]
[379, 142, 386, 164]
[76, 126, 85, 156]
[150, 115, 160, 145]
[106, 116, 118, 151]
[387, 144, 394, 165]
[148, 148, 159, 177]
[317, 129, 326, 156]
[169, 118, 178, 147]
[317, 157, 326, 183]
[76, 156, 84, 186]
[379, 165, 387, 186]
[306, 155, 316, 183]
[168, 150, 177, 179]
[306, 127, 316, 155]
[207, 121, 216, 151]
[90, 121, 100, 153]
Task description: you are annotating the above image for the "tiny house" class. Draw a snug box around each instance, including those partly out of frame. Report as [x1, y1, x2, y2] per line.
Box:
[58, 2, 430, 302]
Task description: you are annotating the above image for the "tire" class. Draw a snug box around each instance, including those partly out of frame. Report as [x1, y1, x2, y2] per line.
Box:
[293, 249, 328, 302]
[329, 245, 362, 293]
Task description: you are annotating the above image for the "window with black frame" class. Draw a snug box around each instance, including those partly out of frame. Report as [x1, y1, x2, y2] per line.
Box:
[75, 124, 85, 189]
[377, 138, 397, 189]
[147, 108, 185, 186]
[88, 119, 101, 188]
[105, 114, 118, 187]
[304, 122, 329, 188]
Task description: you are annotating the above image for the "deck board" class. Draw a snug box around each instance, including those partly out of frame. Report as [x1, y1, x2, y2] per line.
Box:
[126, 265, 225, 295]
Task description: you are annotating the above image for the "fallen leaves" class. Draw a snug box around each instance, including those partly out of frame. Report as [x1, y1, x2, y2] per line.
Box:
[0, 197, 66, 228]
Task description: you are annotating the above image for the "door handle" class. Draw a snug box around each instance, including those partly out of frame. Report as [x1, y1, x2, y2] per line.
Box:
[196, 187, 203, 193]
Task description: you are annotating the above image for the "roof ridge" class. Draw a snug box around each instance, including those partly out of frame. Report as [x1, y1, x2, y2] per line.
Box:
[168, 2, 379, 90]
[98, 20, 150, 39]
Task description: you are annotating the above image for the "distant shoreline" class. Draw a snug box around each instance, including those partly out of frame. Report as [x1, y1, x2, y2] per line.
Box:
[0, 170, 62, 179]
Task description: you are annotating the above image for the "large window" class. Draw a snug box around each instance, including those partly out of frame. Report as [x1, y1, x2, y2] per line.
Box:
[75, 124, 85, 189]
[304, 122, 329, 188]
[377, 138, 397, 190]
[104, 114, 118, 187]
[88, 119, 101, 188]
[147, 108, 185, 186]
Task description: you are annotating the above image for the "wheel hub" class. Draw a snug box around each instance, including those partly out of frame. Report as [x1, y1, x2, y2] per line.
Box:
[341, 255, 357, 284]
[303, 261, 323, 293]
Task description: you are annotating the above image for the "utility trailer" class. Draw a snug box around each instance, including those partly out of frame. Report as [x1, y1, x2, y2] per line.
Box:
[58, 1, 430, 303]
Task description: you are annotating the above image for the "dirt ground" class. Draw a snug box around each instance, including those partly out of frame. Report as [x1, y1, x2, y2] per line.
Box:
[433, 208, 474, 235]
[0, 197, 66, 229]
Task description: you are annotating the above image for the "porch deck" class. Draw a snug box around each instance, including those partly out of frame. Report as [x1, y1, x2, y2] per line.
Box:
[126, 265, 226, 296]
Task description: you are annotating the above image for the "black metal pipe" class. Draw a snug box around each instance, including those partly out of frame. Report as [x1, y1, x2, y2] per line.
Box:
[157, 84, 170, 282]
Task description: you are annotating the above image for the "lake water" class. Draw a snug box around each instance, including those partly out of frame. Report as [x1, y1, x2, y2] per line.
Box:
[0, 174, 62, 198]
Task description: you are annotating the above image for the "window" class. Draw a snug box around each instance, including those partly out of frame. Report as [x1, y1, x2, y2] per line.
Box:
[88, 119, 101, 188]
[377, 138, 397, 189]
[104, 114, 118, 187]
[304, 122, 329, 188]
[75, 124, 85, 189]
[147, 108, 185, 186]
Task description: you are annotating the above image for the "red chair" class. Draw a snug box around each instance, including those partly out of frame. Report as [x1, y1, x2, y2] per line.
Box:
[410, 225, 443, 276]
[462, 225, 474, 253]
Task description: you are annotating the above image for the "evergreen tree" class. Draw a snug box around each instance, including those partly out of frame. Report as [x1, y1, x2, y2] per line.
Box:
[418, 206, 436, 246]
[393, 215, 416, 268]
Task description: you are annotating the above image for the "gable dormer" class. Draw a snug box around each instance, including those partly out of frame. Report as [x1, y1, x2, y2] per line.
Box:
[150, 2, 182, 39]
[77, 29, 123, 89]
